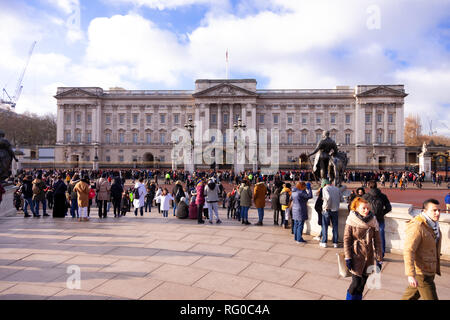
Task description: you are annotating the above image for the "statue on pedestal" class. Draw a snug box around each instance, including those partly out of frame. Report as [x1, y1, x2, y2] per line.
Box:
[419, 142, 428, 157]
[307, 131, 338, 180]
[0, 130, 18, 183]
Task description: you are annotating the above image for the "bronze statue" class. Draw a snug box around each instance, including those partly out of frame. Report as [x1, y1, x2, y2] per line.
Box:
[0, 130, 18, 182]
[307, 131, 338, 181]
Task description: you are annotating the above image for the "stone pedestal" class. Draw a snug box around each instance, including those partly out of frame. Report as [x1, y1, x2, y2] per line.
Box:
[419, 155, 431, 181]
[0, 184, 19, 217]
[92, 160, 99, 170]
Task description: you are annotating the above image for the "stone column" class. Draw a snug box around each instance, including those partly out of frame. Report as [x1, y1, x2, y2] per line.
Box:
[397, 103, 404, 144]
[419, 153, 432, 181]
[71, 106, 75, 143]
[384, 104, 388, 143]
[241, 104, 246, 124]
[82, 105, 87, 143]
[56, 104, 64, 144]
[96, 102, 102, 144]
[92, 105, 97, 143]
[204, 103, 210, 130]
[372, 104, 376, 143]
[217, 104, 222, 132]
[229, 104, 234, 130]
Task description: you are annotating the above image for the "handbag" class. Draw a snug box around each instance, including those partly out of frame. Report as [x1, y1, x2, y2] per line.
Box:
[336, 252, 351, 278]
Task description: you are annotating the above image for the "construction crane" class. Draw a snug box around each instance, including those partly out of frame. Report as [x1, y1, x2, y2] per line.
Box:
[1, 41, 37, 111]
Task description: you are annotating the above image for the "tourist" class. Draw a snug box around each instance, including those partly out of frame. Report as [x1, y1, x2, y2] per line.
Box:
[67, 174, 80, 218]
[253, 177, 267, 226]
[204, 178, 221, 224]
[45, 186, 54, 210]
[120, 190, 129, 216]
[88, 185, 95, 217]
[73, 175, 90, 221]
[156, 188, 174, 218]
[189, 190, 197, 219]
[19, 175, 35, 217]
[320, 179, 341, 248]
[402, 198, 442, 300]
[347, 187, 365, 211]
[363, 180, 392, 257]
[239, 178, 252, 225]
[155, 185, 162, 214]
[196, 179, 206, 224]
[110, 178, 123, 218]
[96, 173, 111, 218]
[52, 174, 68, 218]
[172, 180, 185, 217]
[176, 196, 189, 219]
[344, 197, 383, 300]
[145, 182, 155, 213]
[280, 183, 292, 230]
[133, 177, 147, 217]
[271, 181, 283, 225]
[291, 181, 313, 243]
[313, 186, 324, 241]
[32, 173, 49, 217]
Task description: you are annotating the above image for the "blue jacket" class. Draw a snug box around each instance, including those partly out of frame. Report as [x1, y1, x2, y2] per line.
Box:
[291, 187, 313, 221]
[445, 193, 450, 205]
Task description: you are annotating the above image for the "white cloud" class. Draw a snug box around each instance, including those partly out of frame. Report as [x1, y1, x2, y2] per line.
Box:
[107, 0, 226, 10]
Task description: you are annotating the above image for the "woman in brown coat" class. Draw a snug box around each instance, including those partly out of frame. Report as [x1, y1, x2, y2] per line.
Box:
[74, 175, 90, 221]
[96, 173, 111, 218]
[344, 197, 383, 300]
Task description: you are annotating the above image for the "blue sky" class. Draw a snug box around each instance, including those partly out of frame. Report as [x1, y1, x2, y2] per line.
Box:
[0, 0, 449, 136]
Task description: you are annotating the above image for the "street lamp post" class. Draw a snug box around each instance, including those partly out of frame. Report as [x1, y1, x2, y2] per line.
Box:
[233, 117, 246, 175]
[93, 144, 99, 170]
[184, 118, 195, 174]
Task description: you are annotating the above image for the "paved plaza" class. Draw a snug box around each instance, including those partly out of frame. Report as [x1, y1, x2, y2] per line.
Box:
[0, 205, 449, 300]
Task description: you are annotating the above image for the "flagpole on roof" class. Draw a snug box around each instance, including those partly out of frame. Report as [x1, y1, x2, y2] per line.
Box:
[226, 49, 229, 80]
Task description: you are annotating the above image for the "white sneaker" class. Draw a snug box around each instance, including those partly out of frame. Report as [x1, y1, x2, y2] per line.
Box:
[319, 242, 327, 248]
[333, 243, 339, 248]
[313, 236, 321, 241]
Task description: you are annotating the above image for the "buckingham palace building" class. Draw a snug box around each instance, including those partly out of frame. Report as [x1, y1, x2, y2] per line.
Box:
[54, 79, 407, 170]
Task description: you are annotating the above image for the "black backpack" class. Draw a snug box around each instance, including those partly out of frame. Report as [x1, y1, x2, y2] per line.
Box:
[133, 187, 140, 200]
[175, 187, 185, 202]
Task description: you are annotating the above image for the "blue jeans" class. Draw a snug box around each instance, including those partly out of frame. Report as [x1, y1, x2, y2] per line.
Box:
[23, 197, 35, 215]
[321, 210, 339, 244]
[241, 206, 249, 221]
[145, 199, 152, 212]
[34, 199, 47, 216]
[162, 210, 168, 217]
[70, 198, 79, 218]
[173, 202, 177, 216]
[294, 220, 305, 242]
[379, 221, 386, 257]
[236, 206, 241, 220]
[257, 208, 264, 222]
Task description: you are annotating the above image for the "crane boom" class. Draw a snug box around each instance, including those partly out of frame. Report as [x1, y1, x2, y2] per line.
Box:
[12, 40, 37, 103]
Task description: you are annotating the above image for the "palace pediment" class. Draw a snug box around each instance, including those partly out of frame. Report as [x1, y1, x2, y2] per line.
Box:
[357, 86, 407, 98]
[55, 88, 100, 99]
[193, 83, 257, 98]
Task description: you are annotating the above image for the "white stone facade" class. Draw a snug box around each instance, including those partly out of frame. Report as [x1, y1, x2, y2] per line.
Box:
[54, 79, 407, 170]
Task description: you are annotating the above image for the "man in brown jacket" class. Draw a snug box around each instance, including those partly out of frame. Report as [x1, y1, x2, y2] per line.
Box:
[402, 198, 441, 300]
[253, 177, 267, 226]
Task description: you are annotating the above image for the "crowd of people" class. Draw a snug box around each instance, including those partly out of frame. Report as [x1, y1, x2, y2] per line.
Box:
[2, 167, 446, 300]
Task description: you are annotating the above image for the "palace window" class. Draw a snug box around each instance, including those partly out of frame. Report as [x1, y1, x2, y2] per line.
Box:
[75, 132, 81, 143]
[160, 114, 166, 124]
[146, 114, 152, 124]
[211, 114, 216, 124]
[76, 114, 81, 124]
[160, 133, 165, 144]
[119, 132, 124, 143]
[146, 133, 152, 144]
[388, 132, 394, 143]
[87, 113, 92, 123]
[260, 114, 264, 124]
[119, 156, 124, 162]
[301, 133, 307, 144]
[65, 114, 71, 124]
[287, 132, 293, 144]
[133, 114, 138, 124]
[174, 114, 180, 124]
[345, 133, 351, 145]
[86, 132, 91, 143]
[65, 132, 71, 143]
[273, 114, 279, 124]
[302, 115, 307, 125]
[105, 156, 110, 162]
[105, 133, 111, 143]
[365, 133, 372, 144]
[133, 133, 138, 143]
[316, 133, 321, 143]
[345, 114, 351, 124]
[316, 115, 321, 124]
[377, 113, 382, 123]
[287, 115, 293, 124]
[223, 114, 228, 124]
[330, 114, 336, 124]
[365, 113, 371, 124]
[388, 113, 394, 123]
[119, 114, 125, 124]
[377, 132, 383, 143]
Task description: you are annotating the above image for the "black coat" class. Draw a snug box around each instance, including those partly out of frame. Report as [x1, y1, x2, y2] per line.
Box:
[111, 182, 123, 201]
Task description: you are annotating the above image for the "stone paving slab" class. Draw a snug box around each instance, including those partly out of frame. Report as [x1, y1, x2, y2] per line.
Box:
[0, 206, 449, 300]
